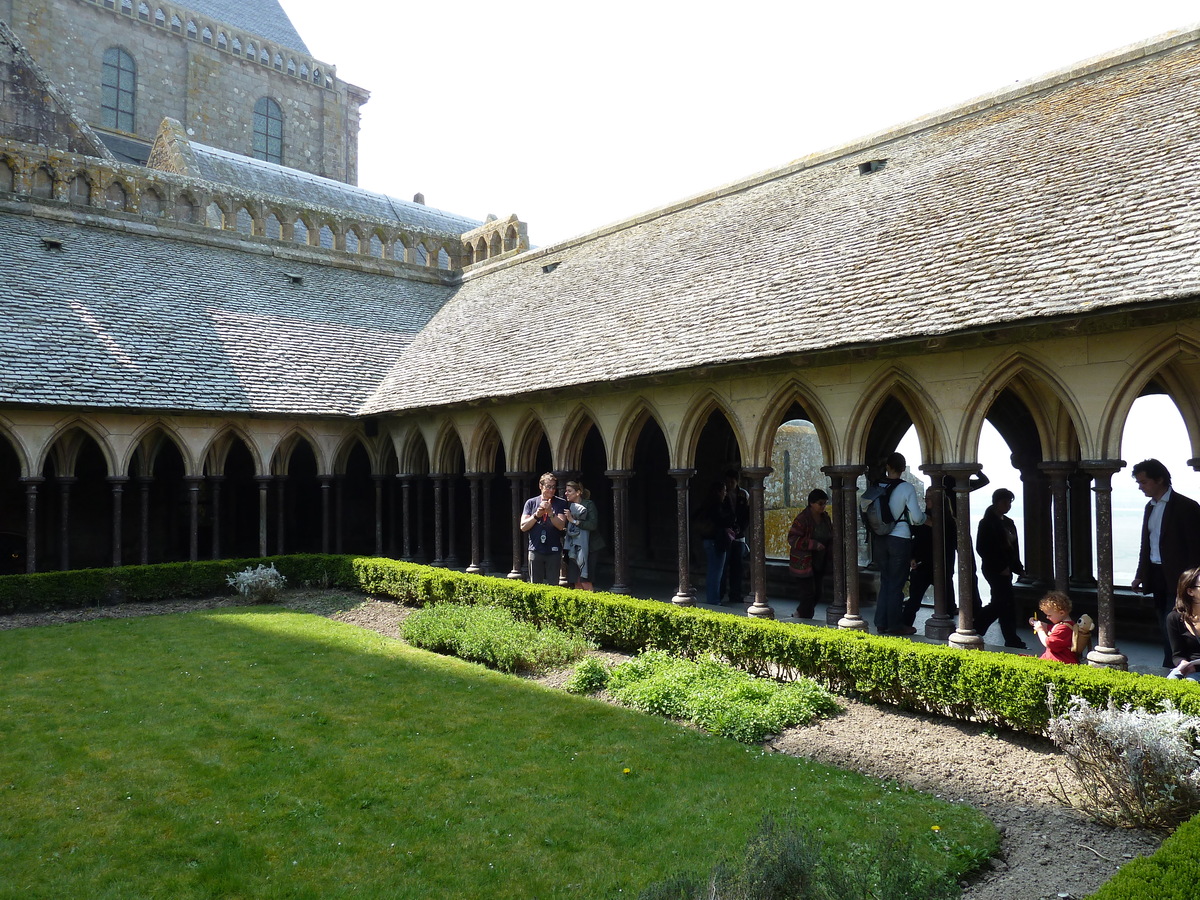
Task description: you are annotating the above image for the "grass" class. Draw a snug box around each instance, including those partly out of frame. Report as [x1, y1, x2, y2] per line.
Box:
[0, 601, 999, 899]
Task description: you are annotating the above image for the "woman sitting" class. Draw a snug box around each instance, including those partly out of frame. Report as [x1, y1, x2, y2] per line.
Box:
[1167, 565, 1200, 680]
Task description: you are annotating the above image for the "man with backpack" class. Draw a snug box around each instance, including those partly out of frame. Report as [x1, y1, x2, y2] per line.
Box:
[861, 452, 926, 635]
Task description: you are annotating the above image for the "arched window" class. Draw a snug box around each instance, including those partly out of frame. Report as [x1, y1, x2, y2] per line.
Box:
[252, 98, 283, 165]
[101, 47, 136, 133]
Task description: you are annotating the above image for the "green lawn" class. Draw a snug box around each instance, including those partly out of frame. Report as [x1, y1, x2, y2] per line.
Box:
[0, 604, 998, 899]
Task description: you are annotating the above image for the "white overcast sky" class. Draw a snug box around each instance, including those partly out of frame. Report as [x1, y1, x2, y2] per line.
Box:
[282, 0, 1200, 247]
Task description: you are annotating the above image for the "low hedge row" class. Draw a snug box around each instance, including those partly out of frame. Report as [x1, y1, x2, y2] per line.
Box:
[1087, 812, 1200, 899]
[4, 554, 1199, 736]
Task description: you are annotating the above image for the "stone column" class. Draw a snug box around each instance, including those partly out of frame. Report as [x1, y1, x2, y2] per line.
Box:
[506, 471, 530, 580]
[399, 475, 414, 560]
[1082, 461, 1128, 669]
[108, 476, 127, 567]
[919, 464, 955, 640]
[1016, 458, 1052, 589]
[185, 475, 203, 562]
[373, 474, 386, 557]
[209, 475, 224, 560]
[319, 476, 332, 554]
[134, 476, 150, 565]
[820, 468, 846, 625]
[668, 468, 696, 606]
[466, 473, 485, 574]
[21, 476, 43, 574]
[256, 476, 272, 557]
[58, 475, 76, 570]
[481, 475, 494, 574]
[1039, 461, 1074, 593]
[824, 465, 866, 630]
[275, 476, 287, 555]
[388, 478, 399, 558]
[1069, 469, 1097, 588]
[606, 469, 632, 594]
[945, 463, 985, 650]
[744, 466, 775, 619]
[334, 474, 345, 555]
[432, 475, 447, 566]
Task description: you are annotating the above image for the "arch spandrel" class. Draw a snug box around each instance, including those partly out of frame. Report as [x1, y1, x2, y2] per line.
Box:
[846, 366, 948, 466]
[331, 432, 381, 476]
[674, 390, 746, 470]
[122, 419, 194, 477]
[269, 427, 327, 477]
[610, 397, 669, 471]
[1099, 333, 1200, 462]
[960, 351, 1088, 462]
[465, 414, 504, 473]
[200, 425, 265, 477]
[397, 426, 433, 475]
[36, 417, 118, 477]
[508, 410, 551, 473]
[430, 420, 467, 475]
[751, 379, 839, 468]
[557, 403, 606, 472]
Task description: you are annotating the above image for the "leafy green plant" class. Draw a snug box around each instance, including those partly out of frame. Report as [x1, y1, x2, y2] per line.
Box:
[225, 563, 286, 602]
[565, 656, 611, 694]
[1088, 811, 1200, 900]
[401, 603, 594, 673]
[606, 651, 841, 743]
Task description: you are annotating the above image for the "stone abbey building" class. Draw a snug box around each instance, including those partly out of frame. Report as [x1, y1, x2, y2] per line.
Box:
[4, 1, 1200, 670]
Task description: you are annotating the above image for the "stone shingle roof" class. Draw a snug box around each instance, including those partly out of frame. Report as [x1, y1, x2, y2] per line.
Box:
[0, 211, 452, 415]
[185, 143, 482, 238]
[362, 29, 1200, 414]
[180, 0, 309, 54]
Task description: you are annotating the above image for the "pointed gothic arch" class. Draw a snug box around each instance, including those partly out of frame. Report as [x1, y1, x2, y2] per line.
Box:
[611, 398, 669, 471]
[847, 366, 948, 467]
[1100, 333, 1200, 462]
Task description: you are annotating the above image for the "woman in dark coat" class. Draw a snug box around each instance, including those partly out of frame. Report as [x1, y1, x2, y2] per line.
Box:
[787, 489, 834, 619]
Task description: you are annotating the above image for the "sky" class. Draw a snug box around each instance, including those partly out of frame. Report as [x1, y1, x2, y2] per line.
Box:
[277, 1, 1200, 581]
[280, 0, 1200, 247]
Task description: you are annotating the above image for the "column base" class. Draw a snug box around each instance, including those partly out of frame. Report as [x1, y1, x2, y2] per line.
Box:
[671, 592, 695, 607]
[826, 605, 846, 627]
[1086, 646, 1129, 670]
[924, 613, 955, 641]
[747, 599, 775, 619]
[838, 614, 868, 631]
[465, 564, 481, 575]
[609, 583, 629, 595]
[506, 569, 524, 580]
[948, 630, 984, 650]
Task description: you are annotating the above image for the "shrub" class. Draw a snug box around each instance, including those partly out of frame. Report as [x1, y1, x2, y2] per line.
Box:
[400, 604, 593, 674]
[564, 657, 611, 694]
[1089, 811, 1200, 899]
[1047, 693, 1200, 831]
[226, 563, 287, 603]
[637, 809, 961, 900]
[606, 651, 841, 743]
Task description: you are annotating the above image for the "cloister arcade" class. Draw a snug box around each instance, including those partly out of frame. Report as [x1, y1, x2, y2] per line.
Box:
[3, 321, 1199, 670]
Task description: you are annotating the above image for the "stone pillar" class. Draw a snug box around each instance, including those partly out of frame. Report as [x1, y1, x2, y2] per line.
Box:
[606, 469, 632, 594]
[824, 465, 866, 630]
[108, 476, 127, 567]
[137, 476, 151, 565]
[334, 474, 345, 555]
[744, 466, 775, 619]
[1069, 469, 1097, 588]
[481, 475, 494, 574]
[447, 477, 461, 569]
[506, 471, 530, 580]
[820, 469, 846, 625]
[399, 475, 414, 560]
[668, 468, 696, 606]
[320, 476, 332, 554]
[57, 475, 76, 570]
[372, 475, 386, 557]
[184, 475, 203, 562]
[209, 475, 224, 560]
[1039, 462, 1073, 593]
[257, 476, 272, 557]
[1016, 459, 1052, 588]
[21, 476, 42, 573]
[432, 475, 447, 567]
[945, 463, 985, 650]
[1082, 461, 1128, 669]
[919, 464, 955, 640]
[275, 476, 287, 555]
[466, 473, 485, 574]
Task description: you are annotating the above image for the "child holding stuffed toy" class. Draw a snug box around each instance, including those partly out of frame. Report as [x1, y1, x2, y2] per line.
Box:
[1030, 590, 1078, 664]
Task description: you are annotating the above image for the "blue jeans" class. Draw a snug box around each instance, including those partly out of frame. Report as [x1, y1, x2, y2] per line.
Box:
[873, 534, 913, 633]
[703, 539, 727, 605]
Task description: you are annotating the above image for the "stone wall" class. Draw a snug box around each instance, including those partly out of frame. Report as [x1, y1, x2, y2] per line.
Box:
[9, 0, 365, 182]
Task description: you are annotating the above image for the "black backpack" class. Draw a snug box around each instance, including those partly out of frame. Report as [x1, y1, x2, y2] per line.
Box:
[861, 481, 901, 536]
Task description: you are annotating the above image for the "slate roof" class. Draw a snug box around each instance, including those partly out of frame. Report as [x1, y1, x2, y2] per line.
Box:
[180, 0, 309, 54]
[185, 143, 482, 238]
[0, 211, 452, 415]
[362, 28, 1200, 414]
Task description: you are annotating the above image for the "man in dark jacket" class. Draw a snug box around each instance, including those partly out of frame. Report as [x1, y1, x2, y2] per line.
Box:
[975, 488, 1026, 648]
[1131, 458, 1200, 667]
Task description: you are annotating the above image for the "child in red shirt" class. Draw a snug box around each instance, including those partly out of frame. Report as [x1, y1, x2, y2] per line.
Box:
[1030, 590, 1078, 664]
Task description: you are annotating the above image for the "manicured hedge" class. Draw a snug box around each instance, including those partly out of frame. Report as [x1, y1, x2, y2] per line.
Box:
[4, 554, 1199, 736]
[1087, 813, 1200, 899]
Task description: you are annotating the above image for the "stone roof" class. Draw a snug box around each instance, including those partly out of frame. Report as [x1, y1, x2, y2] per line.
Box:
[0, 209, 452, 416]
[180, 0, 309, 54]
[174, 139, 482, 238]
[362, 28, 1200, 414]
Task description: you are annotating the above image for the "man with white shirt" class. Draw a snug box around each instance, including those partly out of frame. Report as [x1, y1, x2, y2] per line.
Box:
[1131, 458, 1200, 667]
[865, 452, 926, 635]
